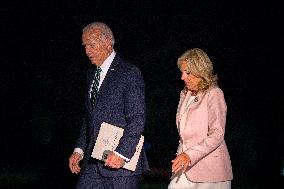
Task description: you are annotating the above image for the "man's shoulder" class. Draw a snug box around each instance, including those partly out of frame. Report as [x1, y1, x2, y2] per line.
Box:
[115, 54, 140, 72]
[115, 54, 133, 66]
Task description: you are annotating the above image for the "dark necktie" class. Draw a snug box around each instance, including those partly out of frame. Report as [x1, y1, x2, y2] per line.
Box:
[90, 67, 102, 106]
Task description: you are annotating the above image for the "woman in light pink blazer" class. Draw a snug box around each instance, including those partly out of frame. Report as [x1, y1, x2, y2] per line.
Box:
[168, 48, 233, 189]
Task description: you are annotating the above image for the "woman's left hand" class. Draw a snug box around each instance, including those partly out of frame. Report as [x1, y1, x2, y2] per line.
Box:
[171, 152, 191, 174]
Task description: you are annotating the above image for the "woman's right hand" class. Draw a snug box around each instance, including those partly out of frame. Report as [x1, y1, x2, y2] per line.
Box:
[171, 152, 191, 174]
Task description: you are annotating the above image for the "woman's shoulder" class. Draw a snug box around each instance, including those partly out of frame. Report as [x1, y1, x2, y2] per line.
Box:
[206, 85, 223, 93]
[205, 86, 225, 98]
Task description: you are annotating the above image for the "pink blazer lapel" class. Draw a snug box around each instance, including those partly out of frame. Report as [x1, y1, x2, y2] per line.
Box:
[179, 91, 191, 116]
[179, 91, 202, 117]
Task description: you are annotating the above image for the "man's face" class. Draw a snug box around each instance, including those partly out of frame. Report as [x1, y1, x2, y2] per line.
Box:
[82, 28, 111, 66]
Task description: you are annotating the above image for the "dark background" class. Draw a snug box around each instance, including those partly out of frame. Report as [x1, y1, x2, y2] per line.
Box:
[1, 0, 283, 188]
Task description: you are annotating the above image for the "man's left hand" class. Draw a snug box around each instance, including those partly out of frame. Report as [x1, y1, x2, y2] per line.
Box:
[105, 151, 125, 169]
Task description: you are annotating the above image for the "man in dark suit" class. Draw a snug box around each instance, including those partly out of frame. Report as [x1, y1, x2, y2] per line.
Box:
[68, 22, 149, 189]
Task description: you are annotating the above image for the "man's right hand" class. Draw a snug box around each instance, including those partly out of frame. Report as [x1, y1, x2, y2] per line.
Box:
[69, 152, 82, 174]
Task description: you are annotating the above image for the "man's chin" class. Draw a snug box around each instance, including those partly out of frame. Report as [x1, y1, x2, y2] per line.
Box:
[90, 61, 98, 65]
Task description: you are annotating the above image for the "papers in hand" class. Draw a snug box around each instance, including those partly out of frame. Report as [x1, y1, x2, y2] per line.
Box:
[91, 122, 144, 171]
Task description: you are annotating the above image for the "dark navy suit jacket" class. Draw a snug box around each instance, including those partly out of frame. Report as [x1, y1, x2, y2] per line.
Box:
[76, 54, 149, 177]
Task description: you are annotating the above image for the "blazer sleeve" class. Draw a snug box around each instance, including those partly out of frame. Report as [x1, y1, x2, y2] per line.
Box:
[184, 88, 227, 165]
[75, 118, 87, 152]
[114, 66, 146, 159]
[74, 68, 93, 152]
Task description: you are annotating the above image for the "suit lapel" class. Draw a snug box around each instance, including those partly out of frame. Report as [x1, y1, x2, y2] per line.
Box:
[92, 56, 121, 108]
[86, 66, 97, 112]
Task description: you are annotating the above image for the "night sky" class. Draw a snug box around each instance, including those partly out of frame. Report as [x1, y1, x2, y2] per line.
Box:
[1, 1, 283, 188]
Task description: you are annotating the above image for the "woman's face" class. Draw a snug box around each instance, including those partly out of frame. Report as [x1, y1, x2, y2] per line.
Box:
[180, 62, 202, 93]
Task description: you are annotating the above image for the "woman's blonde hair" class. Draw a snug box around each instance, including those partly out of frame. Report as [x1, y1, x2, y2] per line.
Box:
[177, 48, 218, 92]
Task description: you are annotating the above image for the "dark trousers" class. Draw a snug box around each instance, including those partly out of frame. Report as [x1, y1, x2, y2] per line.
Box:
[76, 163, 139, 189]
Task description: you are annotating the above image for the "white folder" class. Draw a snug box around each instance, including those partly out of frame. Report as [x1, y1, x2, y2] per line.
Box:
[91, 122, 144, 171]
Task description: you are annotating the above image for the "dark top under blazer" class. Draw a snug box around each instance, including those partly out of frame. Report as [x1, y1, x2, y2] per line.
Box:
[75, 54, 149, 177]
